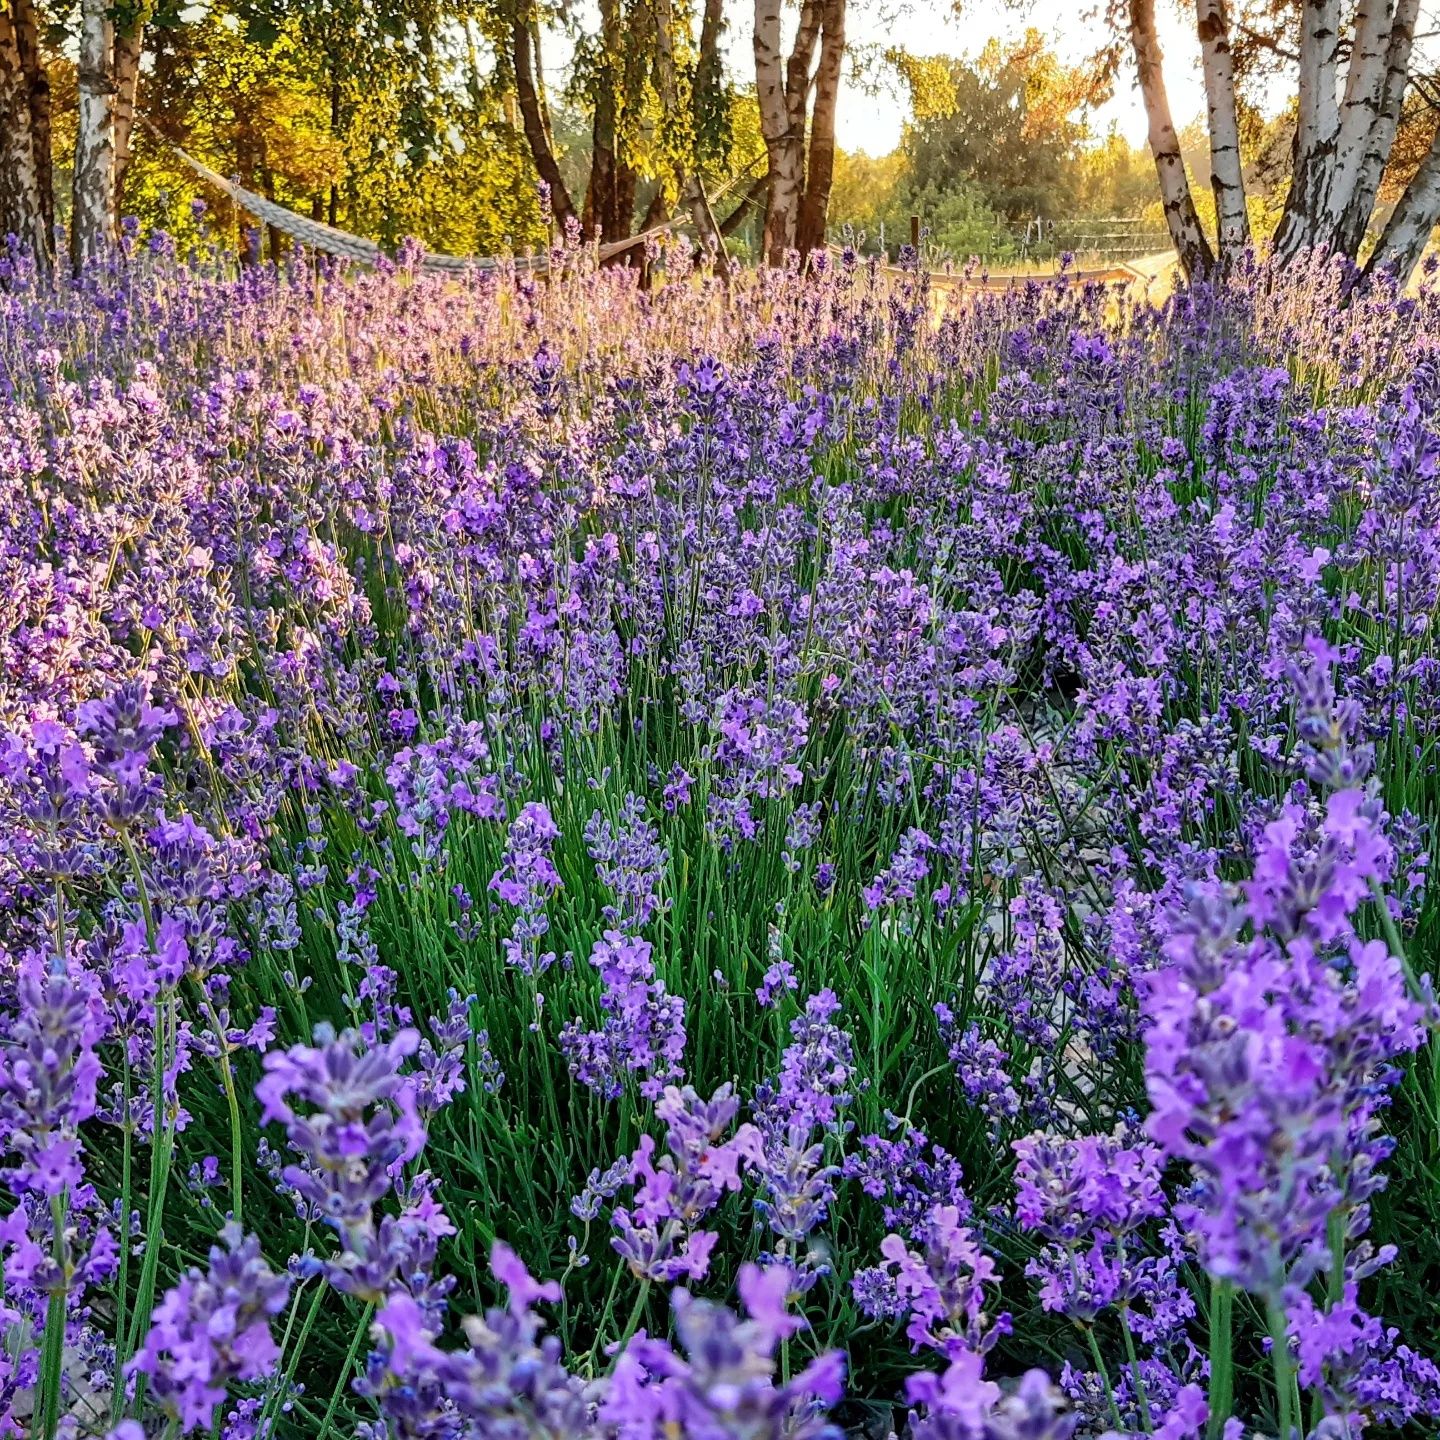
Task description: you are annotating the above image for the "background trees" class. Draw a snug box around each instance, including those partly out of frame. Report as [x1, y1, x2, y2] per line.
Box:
[0, 0, 789, 270]
[6, 0, 1440, 280]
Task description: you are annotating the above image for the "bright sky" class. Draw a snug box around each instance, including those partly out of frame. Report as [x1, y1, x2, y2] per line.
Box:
[815, 0, 1209, 155]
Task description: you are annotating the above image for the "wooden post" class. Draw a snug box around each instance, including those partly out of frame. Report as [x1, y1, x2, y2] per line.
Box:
[909, 214, 920, 253]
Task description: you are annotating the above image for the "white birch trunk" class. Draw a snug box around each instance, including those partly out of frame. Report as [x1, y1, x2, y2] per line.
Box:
[71, 0, 116, 270]
[1338, 0, 1420, 255]
[0, 5, 47, 262]
[1273, 0, 1341, 258]
[1367, 123, 1440, 283]
[1195, 0, 1249, 257]
[1129, 0, 1214, 275]
[1319, 0, 1392, 233]
[754, 0, 799, 262]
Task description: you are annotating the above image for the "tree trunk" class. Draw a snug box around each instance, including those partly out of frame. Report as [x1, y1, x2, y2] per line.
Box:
[796, 0, 843, 256]
[590, 0, 648, 244]
[512, 8, 576, 231]
[1367, 120, 1440, 283]
[1194, 0, 1249, 257]
[13, 0, 53, 246]
[1272, 0, 1341, 259]
[0, 2, 48, 265]
[1129, 0, 1214, 275]
[72, 0, 117, 270]
[327, 68, 340, 226]
[112, 22, 144, 210]
[754, 0, 798, 261]
[721, 172, 768, 237]
[775, 0, 821, 255]
[1337, 0, 1419, 255]
[585, 88, 635, 243]
[783, 0, 821, 152]
[1319, 0, 1392, 235]
[261, 166, 283, 263]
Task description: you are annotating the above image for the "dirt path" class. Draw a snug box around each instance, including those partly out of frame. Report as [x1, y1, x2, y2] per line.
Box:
[925, 250, 1180, 295]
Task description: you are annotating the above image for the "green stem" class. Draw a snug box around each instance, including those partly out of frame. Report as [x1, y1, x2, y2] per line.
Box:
[1370, 877, 1422, 1002]
[614, 1279, 653, 1354]
[900, 1061, 952, 1127]
[1308, 1208, 1348, 1429]
[1267, 1298, 1295, 1440]
[316, 1300, 375, 1440]
[198, 989, 245, 1227]
[260, 1279, 325, 1433]
[121, 994, 178, 1400]
[117, 834, 177, 1400]
[37, 1193, 69, 1440]
[53, 879, 67, 965]
[119, 830, 156, 945]
[110, 1062, 134, 1427]
[1206, 1279, 1234, 1440]
[1121, 1311, 1154, 1434]
[1082, 1323, 1123, 1432]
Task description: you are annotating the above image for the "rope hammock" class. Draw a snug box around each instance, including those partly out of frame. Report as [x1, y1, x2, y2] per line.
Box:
[155, 129, 683, 274]
[151, 129, 1158, 291]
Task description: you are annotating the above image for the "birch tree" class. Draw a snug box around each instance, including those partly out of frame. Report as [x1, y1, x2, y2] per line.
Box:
[1127, 0, 1440, 283]
[510, 4, 577, 231]
[72, 0, 118, 267]
[0, 0, 48, 263]
[754, 0, 847, 262]
[1195, 0, 1249, 250]
[113, 10, 148, 205]
[753, 0, 797, 259]
[2, 0, 151, 271]
[1129, 0, 1213, 274]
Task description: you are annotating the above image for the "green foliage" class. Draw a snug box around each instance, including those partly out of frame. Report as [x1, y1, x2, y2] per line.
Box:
[830, 152, 1007, 260]
[124, 0, 549, 255]
[828, 31, 1161, 262]
[891, 31, 1093, 222]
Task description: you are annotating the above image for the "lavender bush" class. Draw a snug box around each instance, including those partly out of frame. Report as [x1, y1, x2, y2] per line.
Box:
[3, 231, 1440, 1439]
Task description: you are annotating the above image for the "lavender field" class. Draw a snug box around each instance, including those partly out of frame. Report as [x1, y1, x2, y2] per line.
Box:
[3, 240, 1440, 1440]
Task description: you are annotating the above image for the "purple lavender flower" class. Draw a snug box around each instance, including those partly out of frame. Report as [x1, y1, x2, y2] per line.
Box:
[413, 990, 475, 1116]
[560, 932, 686, 1100]
[863, 827, 934, 913]
[845, 1123, 970, 1241]
[76, 678, 176, 825]
[359, 1240, 587, 1440]
[756, 956, 798, 1009]
[601, 1264, 844, 1440]
[586, 793, 669, 931]
[490, 801, 563, 976]
[906, 1357, 1083, 1440]
[757, 990, 855, 1134]
[1012, 1131, 1165, 1245]
[0, 963, 105, 1200]
[257, 1025, 430, 1298]
[856, 1204, 1009, 1362]
[935, 1006, 1021, 1140]
[610, 1084, 762, 1284]
[130, 1225, 291, 1433]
